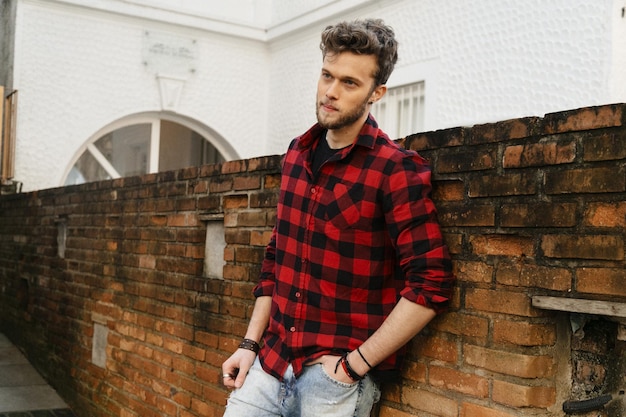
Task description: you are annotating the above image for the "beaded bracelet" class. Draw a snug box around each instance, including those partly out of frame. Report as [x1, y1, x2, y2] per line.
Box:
[238, 338, 260, 354]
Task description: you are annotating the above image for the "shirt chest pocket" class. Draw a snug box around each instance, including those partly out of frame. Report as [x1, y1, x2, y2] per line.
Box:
[323, 183, 374, 230]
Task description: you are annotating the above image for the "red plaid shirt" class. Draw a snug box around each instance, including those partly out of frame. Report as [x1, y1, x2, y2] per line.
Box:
[254, 115, 454, 380]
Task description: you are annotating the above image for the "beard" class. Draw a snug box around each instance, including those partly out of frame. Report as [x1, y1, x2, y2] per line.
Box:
[316, 94, 371, 130]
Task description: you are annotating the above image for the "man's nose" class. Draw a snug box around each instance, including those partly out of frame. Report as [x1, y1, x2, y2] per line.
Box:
[325, 80, 340, 99]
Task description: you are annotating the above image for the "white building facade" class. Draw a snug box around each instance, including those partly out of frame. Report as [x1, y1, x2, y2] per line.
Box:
[1, 0, 625, 192]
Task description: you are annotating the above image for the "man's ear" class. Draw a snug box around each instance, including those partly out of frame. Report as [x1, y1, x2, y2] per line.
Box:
[368, 85, 387, 104]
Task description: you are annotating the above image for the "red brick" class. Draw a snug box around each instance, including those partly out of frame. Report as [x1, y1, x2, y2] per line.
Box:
[432, 179, 465, 201]
[470, 234, 535, 257]
[497, 116, 540, 140]
[233, 175, 261, 190]
[221, 159, 247, 174]
[454, 260, 493, 284]
[541, 234, 624, 260]
[493, 380, 556, 408]
[503, 139, 575, 168]
[247, 155, 281, 172]
[193, 180, 208, 193]
[437, 203, 495, 227]
[460, 402, 517, 417]
[168, 213, 200, 227]
[438, 147, 496, 173]
[470, 172, 537, 197]
[584, 202, 626, 227]
[429, 365, 489, 397]
[264, 173, 281, 189]
[163, 337, 184, 354]
[444, 232, 463, 254]
[250, 230, 272, 246]
[402, 387, 458, 417]
[190, 398, 215, 416]
[412, 335, 458, 363]
[223, 264, 251, 281]
[401, 359, 427, 383]
[431, 312, 489, 339]
[404, 127, 465, 151]
[577, 267, 626, 297]
[493, 319, 556, 346]
[466, 288, 538, 317]
[464, 345, 555, 378]
[249, 191, 279, 208]
[224, 229, 251, 244]
[583, 130, 626, 161]
[496, 262, 572, 291]
[223, 194, 248, 209]
[182, 344, 206, 361]
[209, 178, 233, 193]
[543, 104, 623, 134]
[234, 246, 264, 263]
[544, 167, 625, 194]
[378, 406, 416, 417]
[500, 202, 577, 227]
[235, 211, 268, 227]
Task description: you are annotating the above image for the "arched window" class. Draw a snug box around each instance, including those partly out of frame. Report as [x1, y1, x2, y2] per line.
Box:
[64, 115, 235, 185]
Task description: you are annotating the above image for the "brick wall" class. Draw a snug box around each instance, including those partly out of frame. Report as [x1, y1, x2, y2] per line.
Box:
[0, 103, 625, 417]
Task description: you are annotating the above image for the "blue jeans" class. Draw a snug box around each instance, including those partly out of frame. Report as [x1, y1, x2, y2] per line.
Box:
[223, 357, 381, 417]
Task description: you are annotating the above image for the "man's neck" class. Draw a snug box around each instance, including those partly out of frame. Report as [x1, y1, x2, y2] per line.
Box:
[325, 118, 368, 149]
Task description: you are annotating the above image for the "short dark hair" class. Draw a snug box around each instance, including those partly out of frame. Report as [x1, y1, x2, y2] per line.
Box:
[320, 19, 398, 86]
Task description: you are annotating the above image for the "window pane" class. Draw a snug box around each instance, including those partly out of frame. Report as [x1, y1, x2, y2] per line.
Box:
[94, 124, 152, 177]
[159, 120, 224, 171]
[372, 81, 425, 138]
[66, 150, 110, 185]
[66, 119, 226, 186]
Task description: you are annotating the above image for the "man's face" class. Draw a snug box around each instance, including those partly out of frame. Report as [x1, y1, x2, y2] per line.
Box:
[316, 52, 384, 131]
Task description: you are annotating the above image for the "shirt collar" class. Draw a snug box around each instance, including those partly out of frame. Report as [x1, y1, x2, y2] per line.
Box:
[297, 114, 380, 151]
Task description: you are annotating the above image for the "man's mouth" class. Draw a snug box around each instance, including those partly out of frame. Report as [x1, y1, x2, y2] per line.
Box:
[320, 102, 338, 112]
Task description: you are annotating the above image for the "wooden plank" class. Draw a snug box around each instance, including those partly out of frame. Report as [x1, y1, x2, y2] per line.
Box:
[0, 85, 4, 180]
[1, 88, 17, 181]
[532, 296, 626, 318]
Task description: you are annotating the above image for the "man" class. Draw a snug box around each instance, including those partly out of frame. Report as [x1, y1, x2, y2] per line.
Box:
[222, 18, 454, 417]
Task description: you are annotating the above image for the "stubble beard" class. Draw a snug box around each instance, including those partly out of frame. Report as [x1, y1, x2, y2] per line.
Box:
[316, 95, 371, 130]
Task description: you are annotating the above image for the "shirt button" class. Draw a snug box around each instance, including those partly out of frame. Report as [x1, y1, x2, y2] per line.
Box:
[295, 292, 301, 298]
[310, 187, 316, 194]
[290, 327, 296, 332]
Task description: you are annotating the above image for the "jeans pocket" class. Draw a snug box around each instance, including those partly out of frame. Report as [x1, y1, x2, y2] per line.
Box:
[318, 362, 358, 388]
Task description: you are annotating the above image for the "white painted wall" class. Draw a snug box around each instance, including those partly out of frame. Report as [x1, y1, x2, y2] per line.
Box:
[266, 0, 625, 154]
[13, 0, 270, 191]
[8, 0, 626, 191]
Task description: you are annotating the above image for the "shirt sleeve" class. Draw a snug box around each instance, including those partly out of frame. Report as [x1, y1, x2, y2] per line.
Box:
[383, 151, 455, 313]
[253, 226, 277, 298]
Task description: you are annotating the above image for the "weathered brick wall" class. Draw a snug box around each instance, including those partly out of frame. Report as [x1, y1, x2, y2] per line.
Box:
[0, 103, 625, 417]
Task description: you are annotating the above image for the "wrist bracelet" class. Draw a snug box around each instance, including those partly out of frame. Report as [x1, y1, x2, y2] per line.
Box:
[356, 347, 373, 369]
[340, 353, 364, 381]
[239, 338, 260, 354]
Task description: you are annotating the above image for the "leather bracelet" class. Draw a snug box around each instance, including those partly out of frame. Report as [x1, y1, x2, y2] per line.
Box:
[356, 347, 373, 369]
[238, 338, 260, 354]
[340, 353, 364, 381]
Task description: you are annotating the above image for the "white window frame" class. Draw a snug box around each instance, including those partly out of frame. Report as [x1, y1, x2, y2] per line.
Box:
[374, 60, 440, 136]
[372, 82, 425, 139]
[61, 112, 239, 186]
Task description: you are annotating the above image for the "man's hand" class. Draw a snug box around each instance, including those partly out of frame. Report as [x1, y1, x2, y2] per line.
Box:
[316, 355, 359, 384]
[222, 349, 257, 389]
